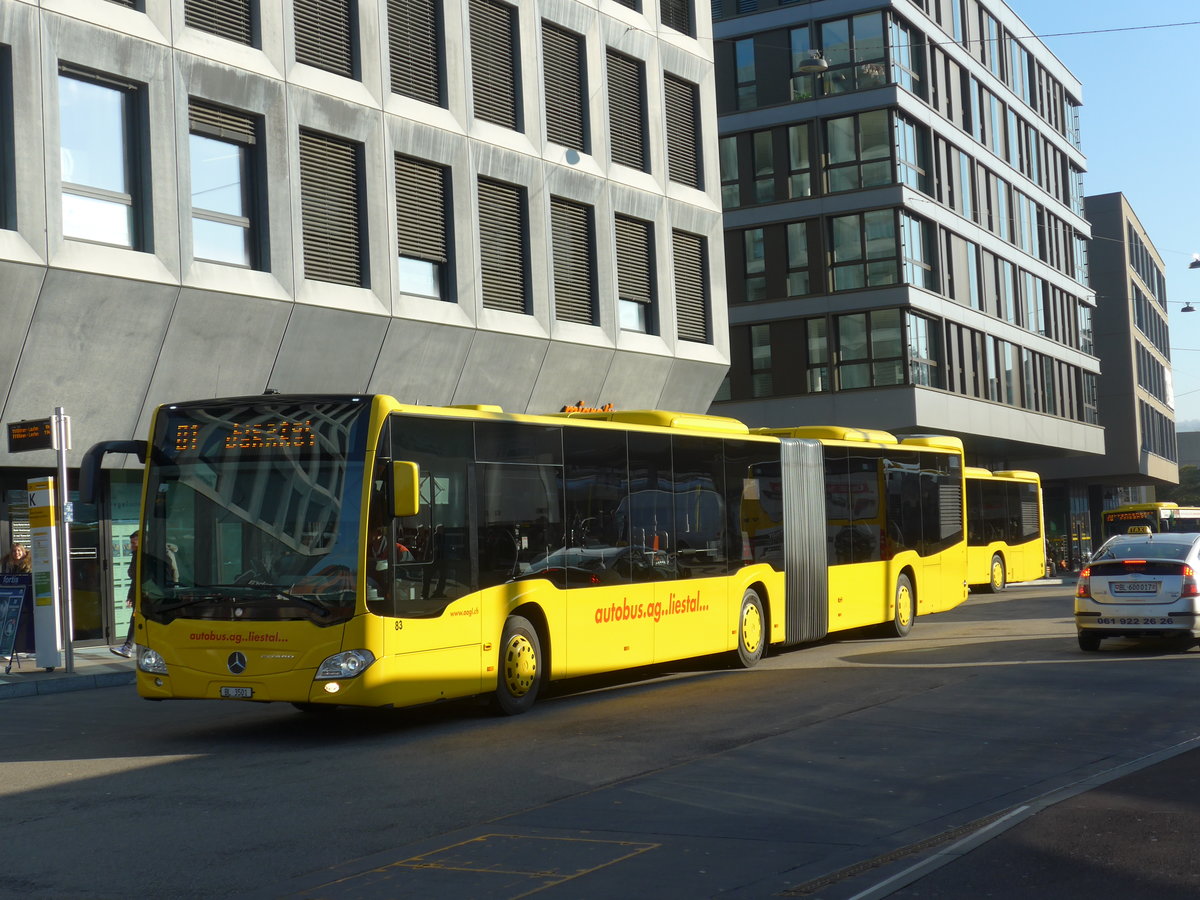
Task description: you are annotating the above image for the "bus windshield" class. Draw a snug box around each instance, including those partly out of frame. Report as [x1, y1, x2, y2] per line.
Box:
[139, 398, 371, 626]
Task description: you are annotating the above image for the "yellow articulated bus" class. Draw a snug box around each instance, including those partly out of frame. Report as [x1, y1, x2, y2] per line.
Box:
[1101, 502, 1200, 538]
[81, 394, 969, 715]
[964, 468, 1045, 592]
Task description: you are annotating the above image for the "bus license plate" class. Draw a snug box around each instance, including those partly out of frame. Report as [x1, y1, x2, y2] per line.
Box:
[1112, 582, 1157, 594]
[220, 686, 253, 699]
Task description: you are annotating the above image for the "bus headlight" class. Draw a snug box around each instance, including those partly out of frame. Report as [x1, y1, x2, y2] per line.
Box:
[316, 649, 375, 680]
[138, 647, 168, 675]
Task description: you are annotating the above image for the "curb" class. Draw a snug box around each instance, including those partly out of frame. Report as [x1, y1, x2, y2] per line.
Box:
[0, 668, 136, 700]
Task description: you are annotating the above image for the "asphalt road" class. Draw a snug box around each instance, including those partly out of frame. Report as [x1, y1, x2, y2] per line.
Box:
[3, 583, 1199, 899]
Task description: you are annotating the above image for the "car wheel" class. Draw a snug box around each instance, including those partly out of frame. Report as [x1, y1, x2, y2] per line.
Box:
[1077, 630, 1102, 652]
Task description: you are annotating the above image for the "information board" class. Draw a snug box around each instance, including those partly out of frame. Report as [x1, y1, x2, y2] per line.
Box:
[7, 418, 55, 453]
[0, 577, 29, 673]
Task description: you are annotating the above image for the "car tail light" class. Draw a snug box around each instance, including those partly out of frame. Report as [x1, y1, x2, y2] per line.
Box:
[1076, 566, 1091, 598]
[1182, 564, 1199, 598]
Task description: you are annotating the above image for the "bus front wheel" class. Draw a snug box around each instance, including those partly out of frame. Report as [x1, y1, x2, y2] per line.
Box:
[985, 555, 1006, 593]
[735, 588, 765, 668]
[492, 615, 542, 716]
[886, 575, 915, 638]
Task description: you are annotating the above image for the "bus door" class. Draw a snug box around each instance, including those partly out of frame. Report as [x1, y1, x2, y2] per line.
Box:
[650, 436, 730, 663]
[379, 416, 481, 703]
[826, 447, 888, 630]
[561, 429, 652, 676]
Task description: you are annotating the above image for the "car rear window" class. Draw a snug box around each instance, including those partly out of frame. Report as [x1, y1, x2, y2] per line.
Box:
[1092, 540, 1197, 562]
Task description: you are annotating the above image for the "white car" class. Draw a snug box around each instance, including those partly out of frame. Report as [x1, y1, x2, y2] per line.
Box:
[1074, 533, 1200, 651]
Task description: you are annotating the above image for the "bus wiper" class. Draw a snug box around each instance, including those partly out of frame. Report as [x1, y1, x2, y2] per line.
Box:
[156, 584, 330, 617]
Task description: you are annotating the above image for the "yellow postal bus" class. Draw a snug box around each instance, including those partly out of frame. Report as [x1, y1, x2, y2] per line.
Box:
[82, 394, 969, 715]
[964, 468, 1045, 592]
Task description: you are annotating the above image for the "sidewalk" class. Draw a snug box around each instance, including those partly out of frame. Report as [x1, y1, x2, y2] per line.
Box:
[0, 644, 136, 700]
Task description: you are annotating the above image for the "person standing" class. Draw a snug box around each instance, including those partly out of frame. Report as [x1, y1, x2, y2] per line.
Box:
[110, 531, 139, 658]
[1, 542, 31, 574]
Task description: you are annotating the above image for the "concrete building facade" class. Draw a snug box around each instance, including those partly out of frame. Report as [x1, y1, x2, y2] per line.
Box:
[0, 0, 726, 644]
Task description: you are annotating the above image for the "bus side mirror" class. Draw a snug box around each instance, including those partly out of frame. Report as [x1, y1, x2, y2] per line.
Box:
[392, 461, 420, 518]
[80, 440, 148, 504]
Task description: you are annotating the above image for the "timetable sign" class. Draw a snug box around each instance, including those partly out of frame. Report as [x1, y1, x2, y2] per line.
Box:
[7, 418, 55, 453]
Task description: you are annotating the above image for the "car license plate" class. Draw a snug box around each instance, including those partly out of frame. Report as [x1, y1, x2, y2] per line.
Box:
[220, 686, 253, 699]
[1111, 582, 1157, 594]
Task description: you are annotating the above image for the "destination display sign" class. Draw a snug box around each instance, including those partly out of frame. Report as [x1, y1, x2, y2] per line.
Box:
[6, 418, 55, 454]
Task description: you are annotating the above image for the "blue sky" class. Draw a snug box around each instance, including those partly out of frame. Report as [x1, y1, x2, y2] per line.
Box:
[1008, 2, 1200, 427]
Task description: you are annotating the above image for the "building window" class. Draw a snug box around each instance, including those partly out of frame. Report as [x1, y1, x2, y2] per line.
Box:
[58, 69, 142, 249]
[946, 234, 980, 309]
[294, 0, 356, 79]
[1020, 270, 1046, 335]
[736, 38, 757, 109]
[751, 324, 772, 397]
[185, 0, 254, 45]
[788, 124, 813, 198]
[615, 214, 655, 332]
[664, 73, 701, 189]
[1081, 372, 1097, 424]
[298, 128, 363, 286]
[742, 227, 765, 302]
[395, 154, 449, 300]
[806, 318, 829, 392]
[787, 221, 814, 297]
[478, 177, 529, 313]
[607, 49, 647, 171]
[889, 15, 923, 97]
[661, 0, 693, 37]
[821, 12, 887, 96]
[470, 0, 520, 131]
[550, 197, 596, 324]
[1078, 303, 1093, 355]
[906, 312, 939, 386]
[752, 131, 774, 203]
[894, 115, 929, 192]
[829, 209, 897, 291]
[825, 109, 891, 193]
[719, 136, 740, 208]
[0, 47, 12, 231]
[543, 22, 586, 151]
[673, 229, 708, 343]
[900, 212, 932, 289]
[189, 100, 258, 267]
[986, 173, 1010, 241]
[836, 309, 904, 389]
[997, 258, 1017, 323]
[388, 0, 443, 106]
[788, 26, 816, 102]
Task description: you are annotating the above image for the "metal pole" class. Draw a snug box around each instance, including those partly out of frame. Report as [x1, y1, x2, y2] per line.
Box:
[54, 408, 74, 675]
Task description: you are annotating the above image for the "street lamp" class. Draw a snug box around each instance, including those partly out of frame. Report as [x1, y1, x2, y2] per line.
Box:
[796, 51, 829, 74]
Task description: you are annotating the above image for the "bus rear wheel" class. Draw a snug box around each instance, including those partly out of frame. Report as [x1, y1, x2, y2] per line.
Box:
[985, 555, 1006, 593]
[492, 615, 542, 716]
[735, 588, 765, 668]
[885, 575, 915, 638]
